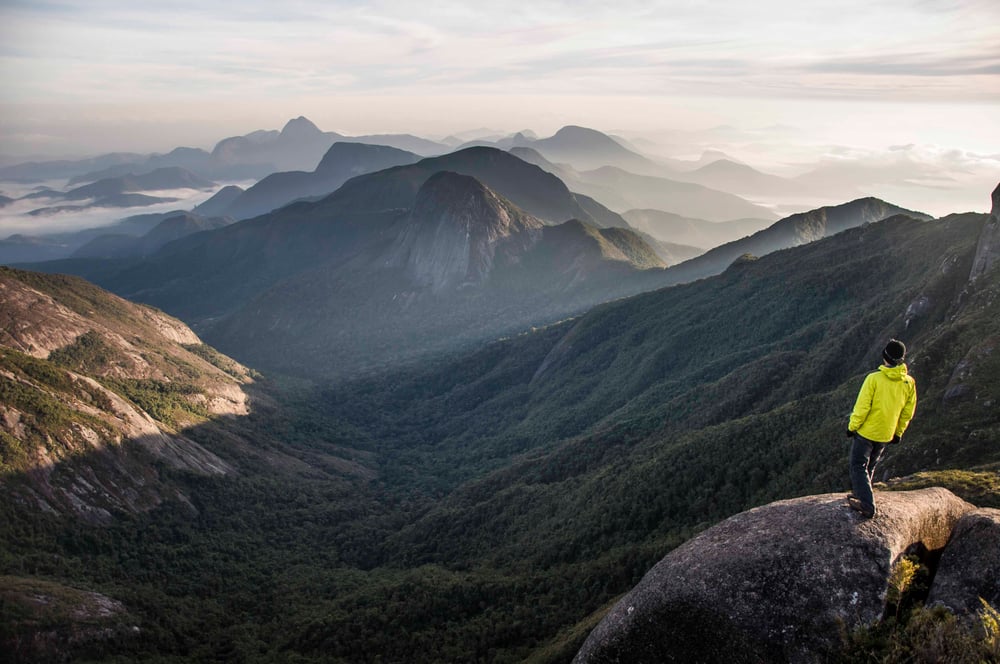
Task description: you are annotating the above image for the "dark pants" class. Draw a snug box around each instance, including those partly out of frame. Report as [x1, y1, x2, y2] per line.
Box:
[849, 435, 886, 514]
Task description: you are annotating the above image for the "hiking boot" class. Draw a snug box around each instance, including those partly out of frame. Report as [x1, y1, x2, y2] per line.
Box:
[847, 495, 875, 518]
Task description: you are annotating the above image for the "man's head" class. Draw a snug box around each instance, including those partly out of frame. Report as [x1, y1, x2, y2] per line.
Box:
[883, 339, 906, 367]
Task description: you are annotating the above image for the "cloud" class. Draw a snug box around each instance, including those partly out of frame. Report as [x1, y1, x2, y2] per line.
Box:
[805, 53, 1000, 78]
[3, 0, 998, 105]
[0, 184, 228, 238]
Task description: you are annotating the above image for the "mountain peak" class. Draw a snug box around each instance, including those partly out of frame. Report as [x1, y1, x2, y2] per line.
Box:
[551, 125, 615, 143]
[280, 116, 322, 139]
[315, 141, 418, 175]
[391, 171, 543, 292]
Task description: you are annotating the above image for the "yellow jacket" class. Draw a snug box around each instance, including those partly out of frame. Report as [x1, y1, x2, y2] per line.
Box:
[849, 364, 917, 443]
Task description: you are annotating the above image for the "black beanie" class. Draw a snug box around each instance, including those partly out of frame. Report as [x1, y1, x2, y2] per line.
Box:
[883, 339, 906, 366]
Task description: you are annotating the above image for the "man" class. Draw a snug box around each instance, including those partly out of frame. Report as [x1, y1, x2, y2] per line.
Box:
[845, 339, 917, 518]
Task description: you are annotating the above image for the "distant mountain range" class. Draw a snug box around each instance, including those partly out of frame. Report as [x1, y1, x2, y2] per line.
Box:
[195, 142, 422, 220]
[510, 147, 776, 223]
[0, 117, 451, 184]
[71, 212, 232, 259]
[467, 125, 667, 174]
[0, 209, 231, 264]
[19, 167, 215, 216]
[623, 209, 773, 249]
[670, 158, 805, 197]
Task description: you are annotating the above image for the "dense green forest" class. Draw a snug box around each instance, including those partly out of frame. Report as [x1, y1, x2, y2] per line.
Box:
[2, 211, 999, 662]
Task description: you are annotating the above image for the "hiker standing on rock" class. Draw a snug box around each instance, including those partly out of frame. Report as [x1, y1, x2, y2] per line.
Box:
[845, 339, 917, 518]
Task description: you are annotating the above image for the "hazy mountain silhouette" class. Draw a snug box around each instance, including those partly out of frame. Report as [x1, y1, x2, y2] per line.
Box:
[623, 209, 774, 249]
[193, 185, 244, 217]
[466, 125, 674, 176]
[674, 158, 805, 197]
[15, 167, 214, 215]
[0, 153, 147, 183]
[71, 212, 231, 259]
[575, 166, 777, 221]
[66, 148, 217, 185]
[210, 116, 341, 174]
[5, 119, 449, 185]
[61, 167, 215, 200]
[510, 146, 775, 223]
[1, 210, 212, 264]
[348, 133, 450, 156]
[198, 142, 421, 220]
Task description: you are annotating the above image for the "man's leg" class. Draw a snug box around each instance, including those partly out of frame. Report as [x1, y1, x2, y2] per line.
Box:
[867, 443, 887, 483]
[849, 436, 877, 516]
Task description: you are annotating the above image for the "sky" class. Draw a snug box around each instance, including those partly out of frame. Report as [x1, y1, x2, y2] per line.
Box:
[0, 0, 998, 214]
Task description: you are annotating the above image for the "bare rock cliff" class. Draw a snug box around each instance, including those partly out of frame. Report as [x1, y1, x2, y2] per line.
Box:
[388, 171, 543, 293]
[927, 508, 1000, 617]
[968, 182, 1000, 282]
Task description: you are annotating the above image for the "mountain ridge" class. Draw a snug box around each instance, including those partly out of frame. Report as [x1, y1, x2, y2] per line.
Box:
[198, 141, 422, 220]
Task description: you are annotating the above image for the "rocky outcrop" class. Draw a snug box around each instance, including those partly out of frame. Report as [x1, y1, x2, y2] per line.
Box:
[0, 267, 252, 522]
[968, 182, 1000, 282]
[574, 489, 974, 664]
[927, 508, 1000, 616]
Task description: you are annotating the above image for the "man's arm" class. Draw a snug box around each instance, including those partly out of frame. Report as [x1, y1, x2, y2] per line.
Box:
[848, 374, 876, 432]
[895, 380, 917, 438]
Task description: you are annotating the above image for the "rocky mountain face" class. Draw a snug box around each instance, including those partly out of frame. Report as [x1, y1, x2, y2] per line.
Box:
[968, 182, 1000, 282]
[386, 171, 544, 292]
[0, 267, 253, 524]
[927, 508, 1000, 617]
[574, 489, 975, 663]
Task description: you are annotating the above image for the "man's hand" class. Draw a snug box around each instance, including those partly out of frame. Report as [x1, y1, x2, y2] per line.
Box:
[892, 435, 901, 444]
[846, 429, 854, 439]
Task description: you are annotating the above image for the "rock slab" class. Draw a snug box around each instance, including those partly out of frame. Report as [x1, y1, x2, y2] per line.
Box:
[574, 488, 975, 664]
[928, 507, 1000, 616]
